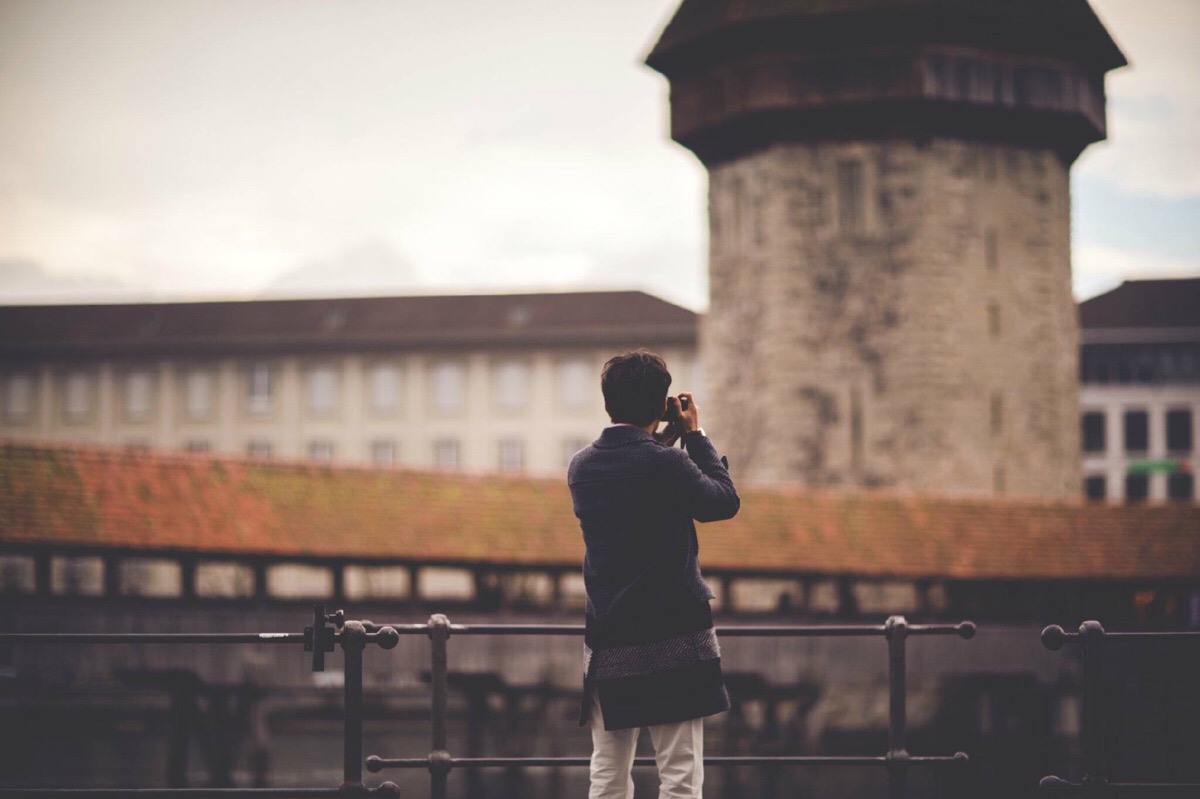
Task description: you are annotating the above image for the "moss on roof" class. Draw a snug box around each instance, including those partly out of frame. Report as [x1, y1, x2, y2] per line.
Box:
[1, 443, 1196, 580]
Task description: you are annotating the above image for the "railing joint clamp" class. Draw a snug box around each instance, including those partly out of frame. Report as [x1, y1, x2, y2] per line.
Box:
[884, 615, 908, 639]
[427, 614, 452, 640]
[428, 749, 454, 775]
[341, 619, 368, 652]
[371, 781, 401, 798]
[337, 780, 369, 798]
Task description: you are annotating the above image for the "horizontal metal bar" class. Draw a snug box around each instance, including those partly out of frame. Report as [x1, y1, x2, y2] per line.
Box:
[0, 633, 307, 644]
[1072, 631, 1199, 640]
[1041, 624, 1200, 650]
[369, 622, 975, 638]
[366, 754, 968, 771]
[3, 621, 975, 643]
[1040, 775, 1200, 796]
[0, 790, 345, 799]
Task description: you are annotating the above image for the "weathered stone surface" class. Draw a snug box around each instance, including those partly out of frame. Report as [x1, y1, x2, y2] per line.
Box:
[702, 139, 1080, 498]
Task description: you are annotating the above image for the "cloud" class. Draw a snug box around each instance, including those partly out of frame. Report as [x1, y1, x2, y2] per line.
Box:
[264, 239, 420, 298]
[0, 0, 696, 302]
[1079, 0, 1200, 198]
[0, 258, 142, 303]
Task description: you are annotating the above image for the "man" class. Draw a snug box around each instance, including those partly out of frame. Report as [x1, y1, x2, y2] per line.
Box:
[568, 349, 740, 799]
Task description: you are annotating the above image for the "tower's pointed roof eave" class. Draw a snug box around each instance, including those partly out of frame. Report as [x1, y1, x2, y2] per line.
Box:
[646, 0, 1127, 76]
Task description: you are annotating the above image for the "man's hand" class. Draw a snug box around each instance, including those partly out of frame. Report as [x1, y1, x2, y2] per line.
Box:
[675, 392, 700, 435]
[655, 420, 682, 446]
[654, 394, 700, 445]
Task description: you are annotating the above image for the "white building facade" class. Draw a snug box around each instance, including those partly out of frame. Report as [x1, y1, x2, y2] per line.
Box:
[0, 292, 699, 478]
[1077, 279, 1199, 503]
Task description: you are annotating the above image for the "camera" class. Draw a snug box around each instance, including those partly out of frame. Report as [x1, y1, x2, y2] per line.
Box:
[661, 394, 690, 422]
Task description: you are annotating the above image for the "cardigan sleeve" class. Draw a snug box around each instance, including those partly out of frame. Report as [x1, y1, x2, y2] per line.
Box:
[667, 433, 741, 523]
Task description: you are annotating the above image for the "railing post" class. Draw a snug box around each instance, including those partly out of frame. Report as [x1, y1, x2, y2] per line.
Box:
[885, 615, 909, 799]
[341, 620, 367, 792]
[428, 614, 453, 799]
[1079, 620, 1107, 795]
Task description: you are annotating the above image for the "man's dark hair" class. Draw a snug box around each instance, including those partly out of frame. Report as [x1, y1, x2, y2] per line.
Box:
[601, 349, 672, 426]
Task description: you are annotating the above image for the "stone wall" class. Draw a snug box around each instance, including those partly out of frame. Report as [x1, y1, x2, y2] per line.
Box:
[703, 138, 1080, 498]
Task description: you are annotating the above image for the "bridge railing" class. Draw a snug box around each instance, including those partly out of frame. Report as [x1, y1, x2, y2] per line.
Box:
[1038, 622, 1200, 798]
[363, 614, 976, 799]
[2, 607, 978, 799]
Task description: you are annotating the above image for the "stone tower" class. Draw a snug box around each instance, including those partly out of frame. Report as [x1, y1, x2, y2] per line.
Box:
[647, 0, 1125, 498]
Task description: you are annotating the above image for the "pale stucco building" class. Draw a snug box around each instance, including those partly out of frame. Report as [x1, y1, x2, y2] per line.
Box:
[0, 291, 698, 478]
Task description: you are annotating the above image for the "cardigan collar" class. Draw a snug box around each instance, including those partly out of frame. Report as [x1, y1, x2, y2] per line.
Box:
[594, 425, 656, 449]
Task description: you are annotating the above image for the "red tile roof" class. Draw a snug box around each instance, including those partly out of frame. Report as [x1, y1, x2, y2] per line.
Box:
[2, 444, 1197, 581]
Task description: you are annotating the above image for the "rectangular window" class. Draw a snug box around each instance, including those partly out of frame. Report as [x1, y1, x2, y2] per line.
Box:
[64, 371, 91, 421]
[498, 438, 524, 473]
[308, 440, 334, 464]
[1123, 410, 1149, 452]
[494, 361, 528, 411]
[345, 565, 410, 600]
[985, 228, 999, 270]
[559, 360, 591, 409]
[1125, 473, 1149, 503]
[266, 563, 333, 599]
[184, 370, 214, 420]
[987, 302, 1001, 337]
[1168, 472, 1194, 502]
[836, 159, 865, 232]
[4, 374, 34, 423]
[124, 371, 153, 421]
[1083, 475, 1106, 502]
[369, 364, 401, 414]
[184, 439, 210, 454]
[417, 566, 474, 602]
[50, 555, 104, 596]
[247, 440, 273, 460]
[431, 362, 465, 413]
[433, 439, 460, 471]
[195, 561, 255, 598]
[990, 393, 1003, 435]
[248, 363, 274, 415]
[983, 149, 999, 183]
[0, 554, 36, 594]
[307, 365, 338, 415]
[371, 439, 396, 467]
[1081, 411, 1106, 453]
[119, 558, 182, 598]
[1166, 409, 1193, 453]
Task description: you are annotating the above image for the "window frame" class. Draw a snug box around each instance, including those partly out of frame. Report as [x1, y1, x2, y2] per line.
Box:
[430, 361, 466, 414]
[247, 363, 274, 416]
[307, 364, 339, 417]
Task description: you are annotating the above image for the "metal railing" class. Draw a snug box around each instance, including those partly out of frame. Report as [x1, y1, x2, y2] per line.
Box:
[363, 614, 976, 799]
[0, 606, 401, 799]
[0, 607, 977, 799]
[1039, 621, 1200, 798]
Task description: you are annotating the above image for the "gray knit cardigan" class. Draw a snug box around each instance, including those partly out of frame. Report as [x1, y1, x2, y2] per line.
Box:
[568, 425, 740, 729]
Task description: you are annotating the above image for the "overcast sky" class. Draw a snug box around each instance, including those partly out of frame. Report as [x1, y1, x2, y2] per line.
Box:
[1, 0, 1197, 310]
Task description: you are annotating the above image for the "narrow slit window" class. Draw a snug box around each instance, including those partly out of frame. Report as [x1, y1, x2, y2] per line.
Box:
[837, 160, 865, 232]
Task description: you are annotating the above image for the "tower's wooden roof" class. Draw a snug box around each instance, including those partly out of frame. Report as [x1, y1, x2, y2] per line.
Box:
[648, 0, 1127, 72]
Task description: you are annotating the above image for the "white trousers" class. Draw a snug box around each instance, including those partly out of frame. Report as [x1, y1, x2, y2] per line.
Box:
[588, 691, 704, 799]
